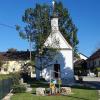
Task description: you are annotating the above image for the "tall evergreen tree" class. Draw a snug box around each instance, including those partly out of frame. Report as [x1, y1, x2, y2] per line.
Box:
[16, 1, 79, 73]
[16, 1, 79, 55]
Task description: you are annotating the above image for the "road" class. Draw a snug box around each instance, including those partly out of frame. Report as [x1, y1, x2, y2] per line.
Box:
[83, 76, 100, 89]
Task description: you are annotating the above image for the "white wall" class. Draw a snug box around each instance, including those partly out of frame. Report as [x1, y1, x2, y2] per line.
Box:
[0, 60, 29, 74]
[40, 49, 74, 83]
[44, 31, 72, 49]
[59, 50, 74, 78]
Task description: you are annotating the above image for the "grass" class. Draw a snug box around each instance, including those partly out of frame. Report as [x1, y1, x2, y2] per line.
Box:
[0, 74, 12, 80]
[11, 88, 98, 100]
[0, 72, 20, 80]
[11, 79, 99, 100]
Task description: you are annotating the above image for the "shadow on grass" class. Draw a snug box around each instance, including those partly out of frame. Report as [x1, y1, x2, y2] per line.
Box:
[23, 77, 49, 88]
[24, 76, 98, 90]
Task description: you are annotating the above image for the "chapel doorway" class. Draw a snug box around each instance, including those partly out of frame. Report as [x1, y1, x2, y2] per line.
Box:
[54, 64, 60, 78]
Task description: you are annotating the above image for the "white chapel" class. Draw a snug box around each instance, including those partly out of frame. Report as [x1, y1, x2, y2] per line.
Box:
[36, 1, 74, 84]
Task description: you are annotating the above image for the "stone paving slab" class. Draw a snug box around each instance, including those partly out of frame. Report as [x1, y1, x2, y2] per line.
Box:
[2, 93, 13, 100]
[83, 76, 100, 82]
[98, 90, 100, 97]
[97, 90, 100, 100]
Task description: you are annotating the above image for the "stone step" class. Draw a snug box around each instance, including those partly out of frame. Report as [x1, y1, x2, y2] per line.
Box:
[26, 87, 33, 92]
[21, 83, 31, 87]
[26, 84, 31, 87]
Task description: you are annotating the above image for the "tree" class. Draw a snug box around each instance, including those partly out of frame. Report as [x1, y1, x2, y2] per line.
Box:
[8, 48, 17, 52]
[16, 1, 79, 71]
[0, 55, 4, 68]
[0, 60, 3, 68]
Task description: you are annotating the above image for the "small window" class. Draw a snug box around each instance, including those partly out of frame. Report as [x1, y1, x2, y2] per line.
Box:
[94, 61, 96, 65]
[13, 68, 15, 71]
[99, 61, 100, 66]
[93, 61, 94, 66]
[88, 62, 90, 67]
[4, 68, 7, 72]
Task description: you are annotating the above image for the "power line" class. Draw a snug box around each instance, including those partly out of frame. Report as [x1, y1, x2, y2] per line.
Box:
[0, 23, 16, 30]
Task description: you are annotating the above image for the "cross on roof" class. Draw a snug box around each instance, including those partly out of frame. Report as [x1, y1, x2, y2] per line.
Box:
[52, 0, 55, 10]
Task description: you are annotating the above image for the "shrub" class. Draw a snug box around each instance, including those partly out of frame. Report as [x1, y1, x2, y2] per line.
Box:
[0, 74, 12, 80]
[0, 60, 3, 68]
[12, 85, 26, 93]
[93, 67, 100, 77]
[96, 67, 100, 72]
[10, 72, 21, 85]
[94, 67, 100, 72]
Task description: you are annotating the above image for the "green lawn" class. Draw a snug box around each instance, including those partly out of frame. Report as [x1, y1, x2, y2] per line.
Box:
[11, 88, 98, 100]
[11, 79, 99, 100]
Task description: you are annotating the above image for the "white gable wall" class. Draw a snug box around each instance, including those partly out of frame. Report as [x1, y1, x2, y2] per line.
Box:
[44, 31, 72, 49]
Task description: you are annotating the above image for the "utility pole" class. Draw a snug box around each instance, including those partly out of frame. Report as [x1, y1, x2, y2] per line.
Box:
[72, 32, 75, 79]
[29, 35, 32, 61]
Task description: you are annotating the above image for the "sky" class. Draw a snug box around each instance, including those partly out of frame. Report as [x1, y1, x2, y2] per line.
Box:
[0, 0, 100, 57]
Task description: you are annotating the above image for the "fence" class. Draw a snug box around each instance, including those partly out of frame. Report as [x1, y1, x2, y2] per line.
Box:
[0, 78, 13, 99]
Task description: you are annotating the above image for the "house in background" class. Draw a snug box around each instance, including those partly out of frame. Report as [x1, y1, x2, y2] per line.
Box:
[0, 51, 34, 75]
[74, 53, 88, 75]
[87, 49, 100, 69]
[36, 16, 74, 84]
[74, 59, 88, 75]
[74, 53, 88, 63]
[78, 53, 88, 60]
